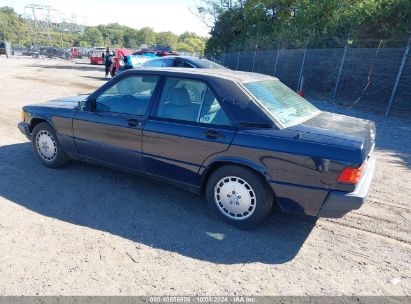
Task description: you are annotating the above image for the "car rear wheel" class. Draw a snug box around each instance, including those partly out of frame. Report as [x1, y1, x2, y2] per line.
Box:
[31, 122, 69, 168]
[206, 165, 273, 228]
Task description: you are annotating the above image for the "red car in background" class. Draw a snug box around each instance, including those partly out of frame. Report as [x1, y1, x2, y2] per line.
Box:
[90, 47, 133, 74]
[110, 48, 133, 76]
[70, 47, 82, 59]
[89, 47, 106, 65]
[133, 50, 178, 57]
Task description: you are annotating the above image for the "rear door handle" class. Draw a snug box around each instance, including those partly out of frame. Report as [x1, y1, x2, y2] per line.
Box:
[128, 119, 141, 127]
[203, 130, 225, 139]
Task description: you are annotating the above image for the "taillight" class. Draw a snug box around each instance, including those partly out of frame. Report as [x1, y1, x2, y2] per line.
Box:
[338, 163, 366, 184]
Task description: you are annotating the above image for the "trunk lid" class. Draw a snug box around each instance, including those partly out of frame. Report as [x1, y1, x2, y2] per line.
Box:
[290, 111, 376, 164]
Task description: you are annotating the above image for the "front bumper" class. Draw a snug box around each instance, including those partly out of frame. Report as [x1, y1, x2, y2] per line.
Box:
[18, 122, 31, 140]
[318, 155, 376, 218]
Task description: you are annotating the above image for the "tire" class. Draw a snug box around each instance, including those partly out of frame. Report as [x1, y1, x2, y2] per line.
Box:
[31, 122, 69, 168]
[205, 165, 273, 228]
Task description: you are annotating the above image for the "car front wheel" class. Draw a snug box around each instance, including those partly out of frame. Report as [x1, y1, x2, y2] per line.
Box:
[206, 165, 273, 228]
[31, 122, 69, 168]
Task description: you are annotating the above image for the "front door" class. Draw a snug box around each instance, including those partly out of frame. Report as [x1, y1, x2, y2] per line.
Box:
[143, 77, 236, 186]
[73, 75, 160, 171]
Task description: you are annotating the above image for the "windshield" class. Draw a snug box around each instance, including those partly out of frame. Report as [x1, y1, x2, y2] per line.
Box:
[243, 79, 320, 127]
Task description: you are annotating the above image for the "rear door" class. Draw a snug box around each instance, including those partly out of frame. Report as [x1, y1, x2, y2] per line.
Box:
[143, 77, 236, 186]
[73, 74, 160, 171]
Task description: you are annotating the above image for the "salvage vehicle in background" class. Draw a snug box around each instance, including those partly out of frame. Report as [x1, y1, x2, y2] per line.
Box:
[21, 46, 69, 59]
[113, 52, 173, 76]
[141, 56, 228, 69]
[39, 47, 71, 59]
[113, 54, 153, 76]
[133, 45, 178, 57]
[89, 47, 135, 75]
[109, 48, 134, 76]
[70, 47, 82, 59]
[70, 47, 91, 59]
[22, 48, 40, 58]
[18, 68, 376, 228]
[89, 47, 106, 65]
[0, 41, 11, 57]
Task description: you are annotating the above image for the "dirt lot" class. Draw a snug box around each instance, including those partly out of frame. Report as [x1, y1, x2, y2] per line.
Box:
[0, 57, 410, 296]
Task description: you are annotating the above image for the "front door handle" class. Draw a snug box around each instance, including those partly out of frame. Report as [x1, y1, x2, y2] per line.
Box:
[128, 119, 141, 127]
[203, 130, 225, 139]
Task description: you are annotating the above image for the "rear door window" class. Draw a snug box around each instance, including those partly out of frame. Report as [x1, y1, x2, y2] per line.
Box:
[156, 77, 231, 126]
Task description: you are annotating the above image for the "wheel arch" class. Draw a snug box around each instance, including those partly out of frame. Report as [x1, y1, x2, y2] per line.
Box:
[200, 158, 272, 194]
[29, 117, 53, 133]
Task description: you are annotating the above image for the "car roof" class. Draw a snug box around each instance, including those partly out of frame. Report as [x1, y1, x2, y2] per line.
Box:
[124, 67, 278, 83]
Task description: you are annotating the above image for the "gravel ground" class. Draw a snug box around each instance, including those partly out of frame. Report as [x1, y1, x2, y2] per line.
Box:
[0, 57, 410, 296]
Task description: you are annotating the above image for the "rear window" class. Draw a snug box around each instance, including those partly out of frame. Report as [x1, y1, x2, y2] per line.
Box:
[242, 79, 320, 127]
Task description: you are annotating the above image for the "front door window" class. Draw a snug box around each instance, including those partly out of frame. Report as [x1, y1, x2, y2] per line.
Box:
[96, 75, 160, 116]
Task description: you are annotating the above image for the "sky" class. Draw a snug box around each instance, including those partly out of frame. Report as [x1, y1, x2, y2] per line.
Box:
[0, 0, 210, 36]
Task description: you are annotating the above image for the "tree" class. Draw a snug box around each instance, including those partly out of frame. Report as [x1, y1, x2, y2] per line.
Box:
[138, 27, 156, 45]
[177, 37, 206, 54]
[178, 31, 198, 42]
[82, 27, 104, 47]
[123, 28, 140, 48]
[0, 6, 29, 43]
[199, 0, 411, 53]
[156, 31, 178, 49]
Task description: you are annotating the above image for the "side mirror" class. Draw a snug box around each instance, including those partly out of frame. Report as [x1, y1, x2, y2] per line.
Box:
[78, 99, 94, 112]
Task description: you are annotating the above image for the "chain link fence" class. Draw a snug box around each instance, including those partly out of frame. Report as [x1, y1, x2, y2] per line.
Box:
[207, 37, 411, 119]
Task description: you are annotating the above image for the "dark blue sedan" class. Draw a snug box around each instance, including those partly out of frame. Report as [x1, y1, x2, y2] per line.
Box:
[18, 68, 376, 228]
[141, 56, 227, 69]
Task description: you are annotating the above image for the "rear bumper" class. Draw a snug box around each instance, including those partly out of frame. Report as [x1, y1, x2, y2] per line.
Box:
[18, 122, 31, 140]
[318, 156, 376, 218]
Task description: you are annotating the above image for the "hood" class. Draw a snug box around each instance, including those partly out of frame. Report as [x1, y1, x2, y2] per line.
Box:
[289, 111, 376, 164]
[31, 95, 89, 110]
